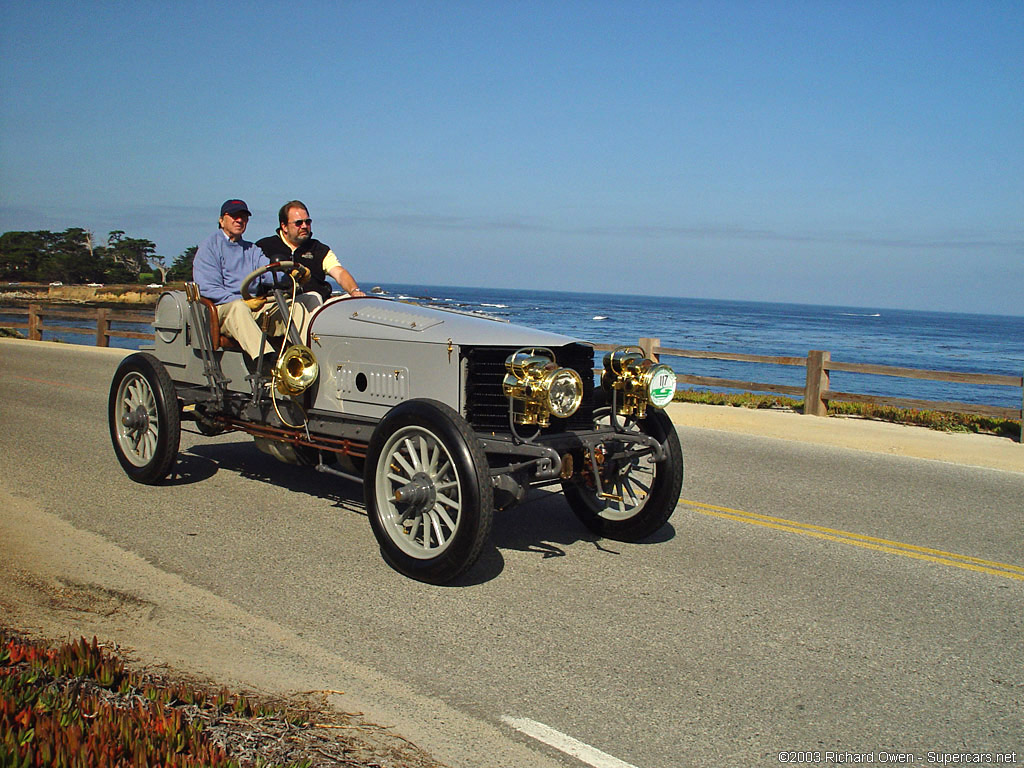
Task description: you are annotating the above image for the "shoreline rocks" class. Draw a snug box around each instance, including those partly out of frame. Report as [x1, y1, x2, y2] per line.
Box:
[0, 284, 163, 305]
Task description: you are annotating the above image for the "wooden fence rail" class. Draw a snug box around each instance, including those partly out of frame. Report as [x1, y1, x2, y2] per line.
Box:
[2, 303, 153, 346]
[593, 337, 1023, 429]
[3, 304, 1022, 432]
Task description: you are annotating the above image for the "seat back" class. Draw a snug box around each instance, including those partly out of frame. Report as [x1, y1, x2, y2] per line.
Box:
[198, 297, 242, 351]
[184, 282, 241, 351]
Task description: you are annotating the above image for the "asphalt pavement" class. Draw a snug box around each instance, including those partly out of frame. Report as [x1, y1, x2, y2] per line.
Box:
[2, 338, 1022, 768]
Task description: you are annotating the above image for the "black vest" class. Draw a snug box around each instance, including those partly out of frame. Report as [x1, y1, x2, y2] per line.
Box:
[256, 232, 333, 300]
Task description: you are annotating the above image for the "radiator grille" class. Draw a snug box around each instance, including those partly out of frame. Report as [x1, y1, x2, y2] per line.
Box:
[463, 344, 595, 434]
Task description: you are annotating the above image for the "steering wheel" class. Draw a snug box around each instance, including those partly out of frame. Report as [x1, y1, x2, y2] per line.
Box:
[240, 261, 296, 300]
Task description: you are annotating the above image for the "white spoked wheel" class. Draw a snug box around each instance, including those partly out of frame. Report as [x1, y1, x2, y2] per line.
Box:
[365, 399, 492, 583]
[564, 405, 683, 541]
[376, 424, 463, 557]
[108, 353, 180, 484]
[593, 414, 659, 521]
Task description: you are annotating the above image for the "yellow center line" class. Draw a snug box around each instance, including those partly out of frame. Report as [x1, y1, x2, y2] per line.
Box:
[680, 498, 1024, 582]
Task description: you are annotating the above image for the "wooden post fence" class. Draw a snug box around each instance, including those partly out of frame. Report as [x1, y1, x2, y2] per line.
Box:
[804, 350, 831, 417]
[3, 300, 1023, 438]
[639, 337, 659, 362]
[95, 308, 110, 347]
[11, 303, 152, 347]
[27, 303, 42, 341]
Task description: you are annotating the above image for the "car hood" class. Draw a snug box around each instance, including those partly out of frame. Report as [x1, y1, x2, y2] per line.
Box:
[310, 296, 585, 348]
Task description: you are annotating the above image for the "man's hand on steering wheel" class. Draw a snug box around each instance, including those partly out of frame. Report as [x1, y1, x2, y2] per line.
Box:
[240, 261, 299, 300]
[289, 264, 311, 283]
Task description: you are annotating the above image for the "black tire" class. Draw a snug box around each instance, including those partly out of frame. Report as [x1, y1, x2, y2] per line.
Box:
[364, 399, 493, 583]
[564, 405, 683, 541]
[108, 352, 181, 484]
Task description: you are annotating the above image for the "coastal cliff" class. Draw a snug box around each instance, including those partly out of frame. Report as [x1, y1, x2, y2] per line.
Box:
[0, 283, 163, 305]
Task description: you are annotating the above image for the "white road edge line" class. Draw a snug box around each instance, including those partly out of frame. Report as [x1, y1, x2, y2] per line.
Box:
[501, 716, 640, 768]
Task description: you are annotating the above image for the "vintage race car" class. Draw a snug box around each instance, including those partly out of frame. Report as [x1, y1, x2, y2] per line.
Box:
[108, 263, 683, 582]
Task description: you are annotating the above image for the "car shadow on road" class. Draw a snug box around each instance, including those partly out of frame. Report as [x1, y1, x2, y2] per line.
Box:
[455, 490, 677, 585]
[493, 491, 675, 550]
[180, 442, 366, 513]
[176, 440, 676, 586]
[453, 505, 676, 586]
[163, 452, 220, 485]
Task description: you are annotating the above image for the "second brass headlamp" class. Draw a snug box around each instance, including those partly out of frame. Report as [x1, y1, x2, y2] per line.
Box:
[602, 346, 676, 418]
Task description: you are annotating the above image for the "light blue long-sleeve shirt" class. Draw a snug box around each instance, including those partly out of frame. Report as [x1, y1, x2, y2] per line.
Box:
[192, 230, 271, 304]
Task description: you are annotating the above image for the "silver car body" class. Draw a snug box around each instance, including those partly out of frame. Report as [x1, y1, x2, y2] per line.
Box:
[151, 292, 584, 421]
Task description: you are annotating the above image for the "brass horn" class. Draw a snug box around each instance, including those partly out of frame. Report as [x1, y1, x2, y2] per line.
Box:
[273, 344, 319, 396]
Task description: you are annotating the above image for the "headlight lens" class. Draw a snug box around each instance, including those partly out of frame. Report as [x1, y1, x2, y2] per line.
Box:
[503, 349, 583, 426]
[545, 367, 584, 419]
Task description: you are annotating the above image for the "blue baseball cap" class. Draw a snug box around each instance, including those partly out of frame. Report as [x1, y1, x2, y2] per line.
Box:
[220, 199, 251, 217]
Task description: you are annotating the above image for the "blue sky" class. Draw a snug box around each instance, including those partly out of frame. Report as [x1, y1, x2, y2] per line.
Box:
[1, 1, 1020, 314]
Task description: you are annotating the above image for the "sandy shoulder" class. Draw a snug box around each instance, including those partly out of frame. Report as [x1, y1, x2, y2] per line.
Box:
[665, 402, 1024, 474]
[0, 488, 563, 768]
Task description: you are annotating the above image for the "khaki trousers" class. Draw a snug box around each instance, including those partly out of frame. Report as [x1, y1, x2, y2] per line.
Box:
[216, 298, 311, 359]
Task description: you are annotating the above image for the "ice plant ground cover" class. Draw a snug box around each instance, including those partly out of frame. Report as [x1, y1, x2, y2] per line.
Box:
[0, 630, 442, 768]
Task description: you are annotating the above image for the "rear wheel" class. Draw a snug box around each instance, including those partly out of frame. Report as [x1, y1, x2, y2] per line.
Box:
[192, 403, 227, 436]
[564, 406, 683, 541]
[364, 400, 493, 583]
[108, 353, 181, 484]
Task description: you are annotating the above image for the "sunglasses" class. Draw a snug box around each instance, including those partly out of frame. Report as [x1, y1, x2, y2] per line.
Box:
[291, 218, 313, 227]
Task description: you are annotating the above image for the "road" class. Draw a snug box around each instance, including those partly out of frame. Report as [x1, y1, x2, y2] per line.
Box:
[1, 339, 1022, 768]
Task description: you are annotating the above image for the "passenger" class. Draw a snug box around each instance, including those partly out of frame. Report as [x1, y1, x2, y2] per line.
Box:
[256, 200, 365, 302]
[192, 198, 311, 363]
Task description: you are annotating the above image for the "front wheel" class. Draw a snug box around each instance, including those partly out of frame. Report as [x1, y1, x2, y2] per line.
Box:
[564, 406, 683, 541]
[364, 400, 493, 583]
[108, 353, 181, 484]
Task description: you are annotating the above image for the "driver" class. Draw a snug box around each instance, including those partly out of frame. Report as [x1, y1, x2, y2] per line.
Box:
[192, 198, 311, 364]
[256, 200, 364, 302]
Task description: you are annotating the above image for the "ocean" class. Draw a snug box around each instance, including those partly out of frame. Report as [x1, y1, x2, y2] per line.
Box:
[3, 284, 1023, 409]
[385, 284, 1024, 410]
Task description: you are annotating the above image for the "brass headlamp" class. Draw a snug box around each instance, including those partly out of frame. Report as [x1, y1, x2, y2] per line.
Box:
[503, 349, 583, 427]
[601, 346, 676, 418]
